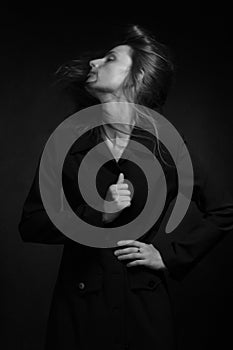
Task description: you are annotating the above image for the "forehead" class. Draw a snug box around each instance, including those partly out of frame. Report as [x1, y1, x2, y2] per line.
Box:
[109, 45, 132, 57]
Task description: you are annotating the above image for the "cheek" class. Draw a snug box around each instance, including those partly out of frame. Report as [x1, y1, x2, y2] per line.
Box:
[103, 67, 128, 87]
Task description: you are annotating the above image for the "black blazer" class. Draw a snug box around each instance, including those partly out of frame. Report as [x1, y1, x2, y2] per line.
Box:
[18, 124, 233, 349]
[19, 123, 233, 274]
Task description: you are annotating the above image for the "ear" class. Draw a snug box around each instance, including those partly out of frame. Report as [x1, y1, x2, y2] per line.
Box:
[138, 69, 145, 83]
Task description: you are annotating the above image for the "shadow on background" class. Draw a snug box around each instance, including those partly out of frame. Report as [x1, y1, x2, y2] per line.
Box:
[1, 4, 233, 350]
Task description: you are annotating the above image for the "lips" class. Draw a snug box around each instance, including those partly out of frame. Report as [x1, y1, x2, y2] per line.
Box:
[88, 70, 97, 77]
[86, 71, 98, 82]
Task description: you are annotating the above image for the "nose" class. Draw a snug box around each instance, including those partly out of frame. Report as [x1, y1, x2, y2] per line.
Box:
[89, 58, 103, 69]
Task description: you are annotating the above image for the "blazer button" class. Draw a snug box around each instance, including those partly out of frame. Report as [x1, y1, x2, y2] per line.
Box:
[78, 282, 85, 290]
[148, 280, 156, 288]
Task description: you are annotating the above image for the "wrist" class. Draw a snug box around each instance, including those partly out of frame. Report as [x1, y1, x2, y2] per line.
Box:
[102, 211, 119, 223]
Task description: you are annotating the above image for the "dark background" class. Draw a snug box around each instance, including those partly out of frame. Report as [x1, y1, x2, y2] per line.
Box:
[1, 4, 233, 350]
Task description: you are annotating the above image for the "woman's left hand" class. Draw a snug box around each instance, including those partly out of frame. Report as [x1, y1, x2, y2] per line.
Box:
[114, 240, 167, 270]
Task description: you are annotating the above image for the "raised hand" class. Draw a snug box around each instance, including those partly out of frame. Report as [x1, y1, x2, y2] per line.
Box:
[103, 173, 131, 223]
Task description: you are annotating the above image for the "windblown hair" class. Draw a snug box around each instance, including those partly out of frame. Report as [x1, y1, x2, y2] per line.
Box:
[56, 24, 175, 166]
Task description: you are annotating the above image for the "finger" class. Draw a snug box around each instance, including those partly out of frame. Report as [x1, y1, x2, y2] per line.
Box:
[117, 253, 143, 260]
[117, 240, 144, 247]
[117, 190, 131, 196]
[126, 260, 144, 267]
[112, 195, 130, 204]
[118, 196, 131, 202]
[117, 173, 124, 184]
[111, 185, 128, 196]
[114, 247, 139, 256]
[116, 183, 128, 190]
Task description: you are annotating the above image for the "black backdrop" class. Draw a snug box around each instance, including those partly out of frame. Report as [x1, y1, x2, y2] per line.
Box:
[1, 4, 233, 350]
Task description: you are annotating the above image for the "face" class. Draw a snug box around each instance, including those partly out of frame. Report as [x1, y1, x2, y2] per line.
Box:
[86, 45, 132, 95]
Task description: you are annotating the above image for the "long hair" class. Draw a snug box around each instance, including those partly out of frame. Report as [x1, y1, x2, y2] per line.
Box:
[56, 24, 175, 166]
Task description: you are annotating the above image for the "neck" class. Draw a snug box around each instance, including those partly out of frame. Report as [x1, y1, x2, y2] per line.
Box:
[99, 94, 135, 140]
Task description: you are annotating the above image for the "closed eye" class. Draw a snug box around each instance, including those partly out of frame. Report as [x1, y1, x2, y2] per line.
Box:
[105, 54, 116, 62]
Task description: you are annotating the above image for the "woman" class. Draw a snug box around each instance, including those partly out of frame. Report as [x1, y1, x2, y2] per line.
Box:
[18, 25, 233, 350]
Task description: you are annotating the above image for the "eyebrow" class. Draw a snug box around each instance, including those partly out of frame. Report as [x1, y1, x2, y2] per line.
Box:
[105, 50, 118, 56]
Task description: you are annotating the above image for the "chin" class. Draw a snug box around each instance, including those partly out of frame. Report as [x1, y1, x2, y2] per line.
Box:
[84, 84, 101, 100]
[86, 82, 119, 101]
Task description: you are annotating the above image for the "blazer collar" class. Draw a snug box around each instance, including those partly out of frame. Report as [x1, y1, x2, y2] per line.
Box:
[69, 124, 156, 155]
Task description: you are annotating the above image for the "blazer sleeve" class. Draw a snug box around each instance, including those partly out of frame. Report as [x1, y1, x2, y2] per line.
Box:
[152, 138, 233, 280]
[18, 152, 73, 244]
[18, 151, 106, 245]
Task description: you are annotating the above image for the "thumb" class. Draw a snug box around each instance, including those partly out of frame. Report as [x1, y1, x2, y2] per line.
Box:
[117, 173, 124, 184]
